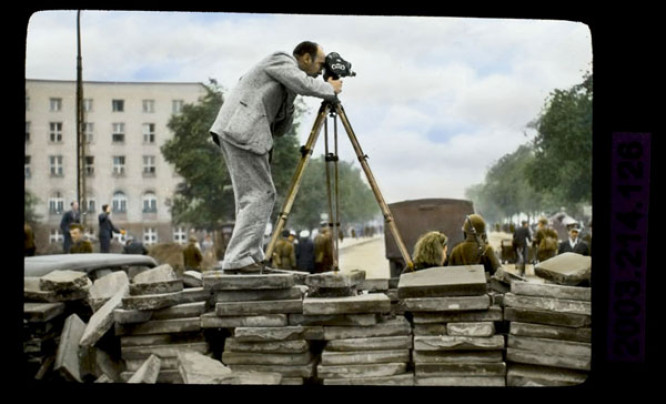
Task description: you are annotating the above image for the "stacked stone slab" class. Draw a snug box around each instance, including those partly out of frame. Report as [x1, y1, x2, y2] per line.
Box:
[114, 264, 213, 383]
[399, 265, 507, 387]
[202, 270, 311, 385]
[504, 281, 591, 386]
[300, 270, 413, 386]
[23, 270, 94, 381]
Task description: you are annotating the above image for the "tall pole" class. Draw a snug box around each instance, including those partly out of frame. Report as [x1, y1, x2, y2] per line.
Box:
[76, 10, 87, 227]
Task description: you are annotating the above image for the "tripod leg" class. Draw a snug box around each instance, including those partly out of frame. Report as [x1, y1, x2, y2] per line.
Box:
[334, 103, 415, 272]
[264, 101, 331, 262]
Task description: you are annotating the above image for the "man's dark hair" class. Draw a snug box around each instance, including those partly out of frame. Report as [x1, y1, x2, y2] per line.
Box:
[293, 41, 319, 60]
[102, 204, 109, 212]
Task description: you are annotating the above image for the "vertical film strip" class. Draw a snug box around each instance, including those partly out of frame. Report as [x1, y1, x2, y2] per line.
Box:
[608, 132, 650, 363]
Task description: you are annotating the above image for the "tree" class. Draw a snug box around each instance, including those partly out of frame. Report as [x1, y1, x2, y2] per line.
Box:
[161, 80, 233, 230]
[24, 190, 41, 224]
[526, 72, 592, 206]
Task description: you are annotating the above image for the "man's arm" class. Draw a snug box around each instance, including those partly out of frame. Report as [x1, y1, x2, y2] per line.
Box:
[264, 53, 338, 100]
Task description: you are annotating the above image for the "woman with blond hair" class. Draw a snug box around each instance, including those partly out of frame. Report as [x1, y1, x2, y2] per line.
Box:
[412, 231, 449, 271]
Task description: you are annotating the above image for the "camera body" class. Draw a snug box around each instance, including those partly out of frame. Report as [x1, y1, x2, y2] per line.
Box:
[323, 52, 356, 81]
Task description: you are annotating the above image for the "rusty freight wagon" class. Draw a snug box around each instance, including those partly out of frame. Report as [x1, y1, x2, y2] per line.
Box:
[384, 198, 475, 278]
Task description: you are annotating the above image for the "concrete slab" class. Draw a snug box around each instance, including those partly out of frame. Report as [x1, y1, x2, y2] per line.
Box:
[177, 351, 232, 384]
[54, 313, 86, 382]
[415, 376, 506, 387]
[504, 293, 591, 316]
[305, 269, 366, 289]
[325, 335, 413, 351]
[121, 291, 183, 311]
[506, 347, 591, 371]
[213, 287, 303, 303]
[323, 373, 414, 386]
[201, 313, 288, 328]
[215, 299, 303, 316]
[507, 335, 591, 357]
[411, 305, 503, 324]
[121, 341, 210, 360]
[321, 349, 411, 365]
[317, 363, 407, 378]
[228, 362, 316, 378]
[24, 302, 65, 323]
[323, 316, 412, 340]
[203, 271, 295, 291]
[510, 322, 592, 343]
[415, 362, 506, 377]
[403, 295, 491, 312]
[87, 271, 129, 312]
[39, 270, 92, 293]
[221, 351, 313, 366]
[447, 322, 496, 337]
[506, 363, 589, 387]
[511, 281, 591, 301]
[534, 252, 591, 286]
[398, 265, 487, 298]
[504, 307, 592, 328]
[302, 293, 391, 315]
[289, 313, 379, 326]
[224, 338, 310, 354]
[413, 350, 504, 364]
[79, 286, 126, 347]
[127, 354, 161, 383]
[129, 280, 184, 296]
[414, 335, 505, 351]
[232, 326, 304, 342]
[115, 317, 201, 336]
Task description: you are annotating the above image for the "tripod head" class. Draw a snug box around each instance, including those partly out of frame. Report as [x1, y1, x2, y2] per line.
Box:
[323, 52, 356, 81]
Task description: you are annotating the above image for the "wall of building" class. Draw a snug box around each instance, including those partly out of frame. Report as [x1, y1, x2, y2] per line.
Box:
[25, 79, 208, 252]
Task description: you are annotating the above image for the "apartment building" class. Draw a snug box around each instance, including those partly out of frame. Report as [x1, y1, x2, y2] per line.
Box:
[25, 79, 208, 252]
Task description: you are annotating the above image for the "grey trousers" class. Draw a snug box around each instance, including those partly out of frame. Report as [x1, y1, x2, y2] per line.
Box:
[218, 137, 276, 269]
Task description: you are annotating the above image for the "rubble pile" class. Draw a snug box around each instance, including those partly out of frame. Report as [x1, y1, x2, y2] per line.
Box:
[23, 270, 93, 381]
[202, 270, 308, 384]
[504, 281, 591, 386]
[301, 270, 413, 386]
[113, 264, 213, 383]
[399, 265, 507, 387]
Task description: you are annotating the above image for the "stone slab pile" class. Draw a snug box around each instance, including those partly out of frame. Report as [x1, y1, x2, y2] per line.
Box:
[23, 270, 94, 381]
[113, 264, 213, 383]
[301, 270, 414, 386]
[202, 270, 310, 385]
[399, 265, 507, 387]
[504, 281, 591, 386]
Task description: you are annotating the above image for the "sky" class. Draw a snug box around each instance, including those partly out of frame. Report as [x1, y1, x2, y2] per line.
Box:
[24, 10, 593, 206]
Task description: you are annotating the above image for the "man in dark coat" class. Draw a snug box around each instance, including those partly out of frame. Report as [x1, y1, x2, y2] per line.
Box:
[60, 201, 81, 253]
[122, 236, 148, 255]
[98, 204, 123, 253]
[314, 224, 334, 273]
[295, 230, 315, 273]
[183, 235, 203, 271]
[512, 220, 532, 275]
[558, 227, 590, 256]
[533, 217, 559, 262]
[273, 230, 296, 270]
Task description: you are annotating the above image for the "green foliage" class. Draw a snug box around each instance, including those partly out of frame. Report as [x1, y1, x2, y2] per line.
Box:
[24, 190, 41, 224]
[465, 73, 592, 224]
[161, 80, 233, 229]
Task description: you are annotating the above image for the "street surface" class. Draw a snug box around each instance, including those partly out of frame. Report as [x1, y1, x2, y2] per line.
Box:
[336, 233, 541, 282]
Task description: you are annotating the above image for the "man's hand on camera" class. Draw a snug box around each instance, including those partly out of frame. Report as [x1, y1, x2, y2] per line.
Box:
[327, 77, 343, 94]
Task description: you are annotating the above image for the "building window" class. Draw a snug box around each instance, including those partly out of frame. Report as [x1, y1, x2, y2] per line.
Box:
[112, 123, 125, 143]
[173, 227, 187, 244]
[172, 99, 184, 114]
[50, 97, 62, 112]
[83, 98, 93, 112]
[143, 99, 155, 113]
[112, 191, 127, 213]
[49, 228, 63, 244]
[112, 156, 126, 176]
[84, 122, 94, 143]
[49, 122, 63, 143]
[48, 192, 64, 214]
[86, 198, 96, 215]
[25, 122, 31, 143]
[112, 99, 124, 112]
[25, 156, 31, 178]
[26, 96, 30, 111]
[142, 192, 157, 213]
[143, 155, 156, 176]
[144, 227, 158, 245]
[49, 155, 63, 176]
[143, 123, 156, 144]
[85, 156, 95, 176]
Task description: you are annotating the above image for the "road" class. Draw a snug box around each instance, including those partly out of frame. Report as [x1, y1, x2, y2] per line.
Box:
[335, 232, 542, 282]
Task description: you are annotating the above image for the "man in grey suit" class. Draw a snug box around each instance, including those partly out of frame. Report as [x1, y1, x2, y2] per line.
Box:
[210, 41, 343, 273]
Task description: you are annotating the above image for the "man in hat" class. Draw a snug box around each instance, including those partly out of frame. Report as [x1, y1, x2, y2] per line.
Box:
[447, 214, 501, 275]
[183, 235, 204, 272]
[533, 217, 559, 262]
[60, 201, 81, 253]
[314, 223, 334, 273]
[272, 230, 296, 270]
[558, 226, 590, 256]
[209, 41, 342, 274]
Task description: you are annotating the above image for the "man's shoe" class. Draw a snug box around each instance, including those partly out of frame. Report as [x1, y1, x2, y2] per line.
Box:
[224, 262, 264, 275]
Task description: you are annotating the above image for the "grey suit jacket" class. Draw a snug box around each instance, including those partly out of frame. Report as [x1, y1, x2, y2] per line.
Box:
[210, 51, 337, 155]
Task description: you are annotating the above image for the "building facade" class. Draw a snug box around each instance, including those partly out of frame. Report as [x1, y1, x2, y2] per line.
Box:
[25, 79, 208, 253]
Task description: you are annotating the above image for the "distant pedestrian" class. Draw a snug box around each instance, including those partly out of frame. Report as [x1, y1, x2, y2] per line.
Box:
[69, 223, 93, 254]
[98, 204, 124, 253]
[314, 223, 334, 273]
[448, 214, 502, 276]
[558, 227, 590, 256]
[183, 235, 203, 271]
[60, 201, 81, 253]
[122, 235, 148, 255]
[533, 217, 559, 262]
[512, 220, 532, 275]
[295, 230, 315, 273]
[412, 231, 449, 271]
[24, 222, 36, 256]
[272, 230, 296, 270]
